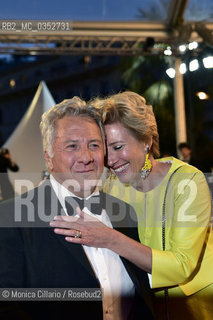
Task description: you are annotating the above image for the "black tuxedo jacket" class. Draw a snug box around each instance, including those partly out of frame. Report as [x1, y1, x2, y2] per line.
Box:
[0, 180, 153, 320]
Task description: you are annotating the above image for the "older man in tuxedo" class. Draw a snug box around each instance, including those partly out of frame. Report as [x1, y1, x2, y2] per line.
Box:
[0, 97, 153, 320]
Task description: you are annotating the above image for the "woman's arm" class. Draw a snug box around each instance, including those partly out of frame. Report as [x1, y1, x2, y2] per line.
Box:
[50, 169, 211, 287]
[50, 210, 152, 273]
[151, 170, 212, 288]
[108, 229, 152, 273]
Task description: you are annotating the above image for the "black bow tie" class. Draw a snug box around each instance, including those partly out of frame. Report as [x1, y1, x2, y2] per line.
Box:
[65, 193, 104, 216]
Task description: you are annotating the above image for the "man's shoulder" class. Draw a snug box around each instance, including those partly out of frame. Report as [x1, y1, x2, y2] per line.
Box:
[0, 180, 51, 207]
[101, 191, 136, 215]
[101, 191, 138, 229]
[101, 191, 132, 206]
[0, 181, 61, 227]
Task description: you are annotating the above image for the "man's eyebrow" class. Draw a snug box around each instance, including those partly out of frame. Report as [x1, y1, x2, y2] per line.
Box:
[63, 139, 79, 143]
[89, 139, 103, 143]
[60, 139, 103, 144]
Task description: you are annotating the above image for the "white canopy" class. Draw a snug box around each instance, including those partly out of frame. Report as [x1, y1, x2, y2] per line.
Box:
[4, 81, 55, 194]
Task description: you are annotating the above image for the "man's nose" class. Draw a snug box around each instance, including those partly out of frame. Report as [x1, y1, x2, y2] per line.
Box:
[78, 147, 93, 164]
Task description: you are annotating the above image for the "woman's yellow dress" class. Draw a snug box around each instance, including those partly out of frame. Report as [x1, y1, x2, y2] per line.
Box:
[104, 157, 213, 319]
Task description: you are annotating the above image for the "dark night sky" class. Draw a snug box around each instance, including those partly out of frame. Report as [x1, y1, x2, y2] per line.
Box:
[0, 0, 167, 21]
[1, 0, 212, 22]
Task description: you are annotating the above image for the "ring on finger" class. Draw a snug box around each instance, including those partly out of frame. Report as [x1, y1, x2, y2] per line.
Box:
[74, 230, 82, 238]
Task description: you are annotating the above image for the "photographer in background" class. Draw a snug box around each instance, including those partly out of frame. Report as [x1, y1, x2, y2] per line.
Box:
[0, 148, 19, 201]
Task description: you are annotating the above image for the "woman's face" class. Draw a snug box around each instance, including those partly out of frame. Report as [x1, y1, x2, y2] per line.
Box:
[105, 122, 147, 185]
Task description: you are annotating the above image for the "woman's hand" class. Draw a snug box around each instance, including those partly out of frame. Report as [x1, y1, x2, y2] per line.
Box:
[49, 207, 116, 248]
[50, 207, 152, 273]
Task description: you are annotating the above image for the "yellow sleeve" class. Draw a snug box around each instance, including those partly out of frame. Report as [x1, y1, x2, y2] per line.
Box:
[152, 169, 211, 288]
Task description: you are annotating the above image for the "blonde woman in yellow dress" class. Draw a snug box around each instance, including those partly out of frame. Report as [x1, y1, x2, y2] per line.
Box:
[50, 91, 213, 320]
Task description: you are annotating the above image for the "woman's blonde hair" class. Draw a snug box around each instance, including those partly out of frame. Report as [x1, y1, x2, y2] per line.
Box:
[91, 91, 160, 158]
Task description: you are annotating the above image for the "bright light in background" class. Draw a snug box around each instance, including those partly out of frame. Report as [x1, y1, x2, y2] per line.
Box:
[179, 42, 198, 53]
[196, 91, 209, 100]
[188, 41, 198, 50]
[189, 59, 199, 71]
[179, 45, 187, 52]
[179, 63, 187, 74]
[164, 47, 172, 56]
[166, 68, 176, 78]
[9, 79, 16, 88]
[203, 56, 213, 68]
[29, 51, 37, 55]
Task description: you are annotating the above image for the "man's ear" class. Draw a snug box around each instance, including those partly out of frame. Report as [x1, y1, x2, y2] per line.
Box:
[44, 151, 54, 172]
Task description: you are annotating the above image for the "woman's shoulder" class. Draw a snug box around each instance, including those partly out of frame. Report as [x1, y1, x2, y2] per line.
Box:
[158, 156, 202, 174]
[157, 157, 209, 192]
[160, 158, 210, 197]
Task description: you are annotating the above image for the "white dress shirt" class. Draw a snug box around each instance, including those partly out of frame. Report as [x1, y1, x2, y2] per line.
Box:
[50, 175, 135, 320]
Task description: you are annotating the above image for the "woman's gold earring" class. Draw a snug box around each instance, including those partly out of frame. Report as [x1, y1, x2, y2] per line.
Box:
[141, 147, 152, 179]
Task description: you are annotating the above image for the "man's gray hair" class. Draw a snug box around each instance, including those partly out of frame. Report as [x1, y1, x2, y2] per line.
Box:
[40, 97, 105, 157]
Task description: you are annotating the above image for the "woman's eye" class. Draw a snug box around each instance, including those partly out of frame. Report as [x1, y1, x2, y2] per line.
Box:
[114, 145, 123, 150]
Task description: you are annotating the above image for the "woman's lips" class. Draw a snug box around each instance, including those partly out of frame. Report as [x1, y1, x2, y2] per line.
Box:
[113, 163, 129, 174]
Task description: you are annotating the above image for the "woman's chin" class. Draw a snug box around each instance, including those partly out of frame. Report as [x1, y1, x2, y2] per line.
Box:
[116, 171, 140, 186]
[116, 172, 132, 185]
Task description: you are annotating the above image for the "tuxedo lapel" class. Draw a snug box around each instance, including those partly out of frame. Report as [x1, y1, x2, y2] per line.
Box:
[41, 181, 100, 283]
[55, 234, 100, 283]
[103, 192, 138, 231]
